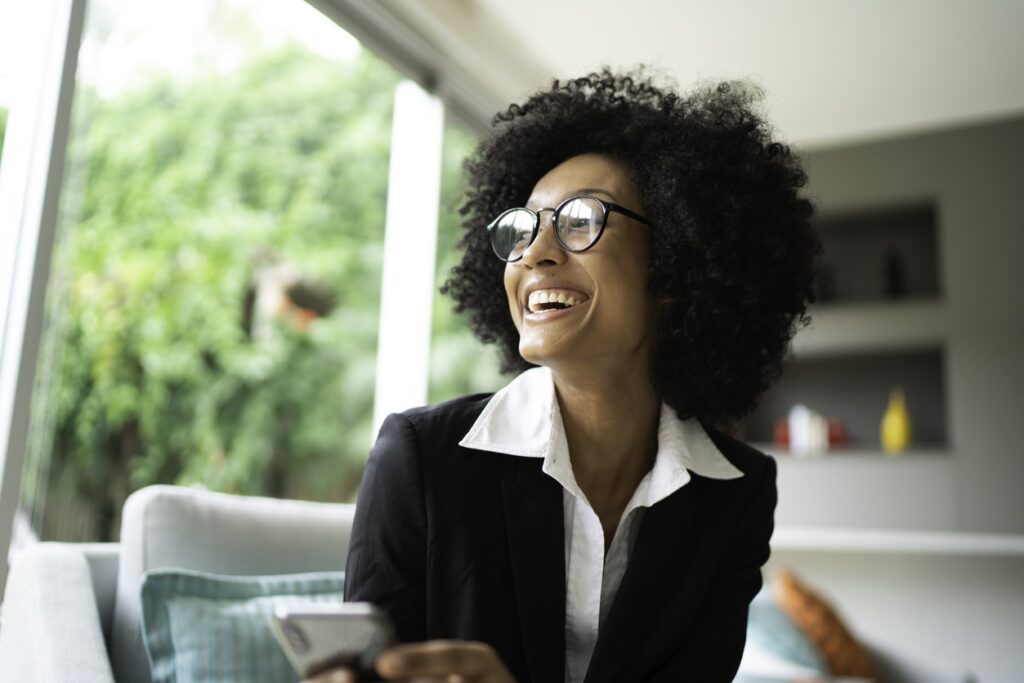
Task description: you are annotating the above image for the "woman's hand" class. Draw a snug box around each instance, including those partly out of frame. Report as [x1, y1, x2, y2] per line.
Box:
[303, 668, 356, 683]
[303, 640, 516, 683]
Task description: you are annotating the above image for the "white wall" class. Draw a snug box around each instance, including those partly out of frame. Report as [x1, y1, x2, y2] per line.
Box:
[764, 550, 1024, 683]
[778, 117, 1024, 534]
[766, 116, 1024, 683]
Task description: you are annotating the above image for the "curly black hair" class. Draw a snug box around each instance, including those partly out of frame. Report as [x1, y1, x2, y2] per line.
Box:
[442, 68, 820, 426]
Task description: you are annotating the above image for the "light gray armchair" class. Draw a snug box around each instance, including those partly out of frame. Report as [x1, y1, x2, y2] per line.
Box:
[0, 485, 355, 683]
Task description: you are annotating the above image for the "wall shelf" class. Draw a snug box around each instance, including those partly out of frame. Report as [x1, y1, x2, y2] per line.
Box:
[812, 202, 940, 303]
[738, 348, 949, 448]
[772, 526, 1024, 557]
[753, 443, 949, 459]
[792, 300, 947, 356]
[738, 118, 1024, 539]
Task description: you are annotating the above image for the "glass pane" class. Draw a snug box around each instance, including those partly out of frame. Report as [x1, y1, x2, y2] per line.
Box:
[428, 122, 504, 403]
[0, 108, 7, 160]
[0, 2, 12, 175]
[19, 0, 402, 543]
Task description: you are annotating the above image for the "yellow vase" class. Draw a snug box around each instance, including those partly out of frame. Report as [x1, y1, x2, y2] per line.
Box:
[881, 387, 912, 455]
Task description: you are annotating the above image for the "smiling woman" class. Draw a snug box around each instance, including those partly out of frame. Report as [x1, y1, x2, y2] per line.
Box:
[328, 68, 821, 683]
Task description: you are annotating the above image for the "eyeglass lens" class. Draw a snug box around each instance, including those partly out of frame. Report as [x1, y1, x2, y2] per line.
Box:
[490, 196, 606, 261]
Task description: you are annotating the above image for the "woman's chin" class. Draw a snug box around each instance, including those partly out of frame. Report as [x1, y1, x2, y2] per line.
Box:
[517, 338, 583, 371]
[517, 339, 562, 367]
[517, 345, 549, 367]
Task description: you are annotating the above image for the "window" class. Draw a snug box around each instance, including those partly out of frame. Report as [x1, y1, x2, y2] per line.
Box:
[1, 0, 504, 583]
[18, 0, 404, 543]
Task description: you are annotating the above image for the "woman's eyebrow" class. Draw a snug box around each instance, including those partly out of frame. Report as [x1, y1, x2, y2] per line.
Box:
[528, 188, 617, 209]
[562, 187, 616, 203]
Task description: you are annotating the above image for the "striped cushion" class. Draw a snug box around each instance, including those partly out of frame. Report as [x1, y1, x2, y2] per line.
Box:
[745, 588, 828, 675]
[140, 568, 346, 683]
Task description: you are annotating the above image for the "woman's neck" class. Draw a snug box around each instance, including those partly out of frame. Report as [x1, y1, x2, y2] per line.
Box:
[552, 366, 660, 504]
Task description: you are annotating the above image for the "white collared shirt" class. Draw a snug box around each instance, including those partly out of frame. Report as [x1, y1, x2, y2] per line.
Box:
[459, 367, 744, 683]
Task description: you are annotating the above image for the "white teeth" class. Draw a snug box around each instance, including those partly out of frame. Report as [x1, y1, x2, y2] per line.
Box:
[527, 290, 584, 313]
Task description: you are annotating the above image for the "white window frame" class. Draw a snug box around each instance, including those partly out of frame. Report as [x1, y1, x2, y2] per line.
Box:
[0, 0, 89, 593]
[373, 80, 445, 433]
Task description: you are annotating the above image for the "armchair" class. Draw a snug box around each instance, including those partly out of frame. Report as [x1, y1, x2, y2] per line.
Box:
[0, 485, 355, 683]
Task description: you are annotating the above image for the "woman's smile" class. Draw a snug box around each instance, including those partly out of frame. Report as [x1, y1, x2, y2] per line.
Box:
[522, 282, 592, 324]
[526, 288, 588, 313]
[524, 295, 592, 323]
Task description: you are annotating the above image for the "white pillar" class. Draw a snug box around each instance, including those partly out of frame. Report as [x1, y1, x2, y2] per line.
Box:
[372, 80, 444, 435]
[0, 0, 88, 593]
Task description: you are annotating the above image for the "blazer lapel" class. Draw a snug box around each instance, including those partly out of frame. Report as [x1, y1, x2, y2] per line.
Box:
[502, 456, 566, 683]
[583, 478, 704, 683]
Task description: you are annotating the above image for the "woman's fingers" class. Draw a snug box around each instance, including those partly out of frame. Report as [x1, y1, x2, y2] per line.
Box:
[302, 667, 357, 683]
[376, 641, 514, 682]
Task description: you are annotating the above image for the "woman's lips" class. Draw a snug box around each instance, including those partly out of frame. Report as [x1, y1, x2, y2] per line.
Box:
[524, 287, 590, 314]
[523, 297, 591, 322]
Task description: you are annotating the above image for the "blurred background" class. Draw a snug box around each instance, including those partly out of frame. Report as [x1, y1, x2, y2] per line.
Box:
[0, 1, 1021, 681]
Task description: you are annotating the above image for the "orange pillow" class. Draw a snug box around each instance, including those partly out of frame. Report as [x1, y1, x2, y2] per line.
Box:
[773, 568, 879, 681]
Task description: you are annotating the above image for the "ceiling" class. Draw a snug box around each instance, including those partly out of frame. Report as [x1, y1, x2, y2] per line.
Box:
[396, 0, 1024, 150]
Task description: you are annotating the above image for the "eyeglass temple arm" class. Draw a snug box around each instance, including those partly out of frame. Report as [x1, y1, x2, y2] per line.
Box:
[608, 203, 651, 225]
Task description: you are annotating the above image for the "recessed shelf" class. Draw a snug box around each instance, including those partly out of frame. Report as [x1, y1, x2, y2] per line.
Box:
[753, 443, 949, 458]
[813, 202, 941, 304]
[738, 348, 949, 447]
[772, 526, 1024, 556]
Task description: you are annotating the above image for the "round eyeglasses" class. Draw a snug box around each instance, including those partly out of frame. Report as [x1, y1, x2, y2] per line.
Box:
[487, 194, 651, 262]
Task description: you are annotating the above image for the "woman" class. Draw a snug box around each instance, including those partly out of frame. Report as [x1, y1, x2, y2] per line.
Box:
[310, 68, 819, 683]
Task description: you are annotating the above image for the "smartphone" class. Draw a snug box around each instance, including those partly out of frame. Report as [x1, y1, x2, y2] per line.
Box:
[270, 602, 397, 678]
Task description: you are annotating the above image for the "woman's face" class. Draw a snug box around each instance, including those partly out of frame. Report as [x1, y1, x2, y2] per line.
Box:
[503, 153, 655, 374]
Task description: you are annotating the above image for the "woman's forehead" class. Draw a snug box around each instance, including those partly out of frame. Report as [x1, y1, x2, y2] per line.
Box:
[526, 154, 635, 208]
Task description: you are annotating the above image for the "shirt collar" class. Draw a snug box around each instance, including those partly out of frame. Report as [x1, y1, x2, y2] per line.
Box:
[459, 367, 743, 507]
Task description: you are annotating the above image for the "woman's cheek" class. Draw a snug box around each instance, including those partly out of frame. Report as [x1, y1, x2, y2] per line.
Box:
[503, 269, 521, 331]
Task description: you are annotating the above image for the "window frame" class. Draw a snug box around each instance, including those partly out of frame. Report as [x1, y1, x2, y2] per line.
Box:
[0, 0, 88, 593]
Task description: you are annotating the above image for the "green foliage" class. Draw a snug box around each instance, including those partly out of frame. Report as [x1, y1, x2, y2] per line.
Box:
[0, 108, 7, 159]
[26, 45, 406, 540]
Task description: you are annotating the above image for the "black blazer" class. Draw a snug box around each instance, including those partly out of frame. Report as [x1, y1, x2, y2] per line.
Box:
[344, 393, 777, 683]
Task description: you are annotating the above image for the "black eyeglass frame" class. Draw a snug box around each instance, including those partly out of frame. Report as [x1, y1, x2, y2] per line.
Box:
[487, 194, 651, 263]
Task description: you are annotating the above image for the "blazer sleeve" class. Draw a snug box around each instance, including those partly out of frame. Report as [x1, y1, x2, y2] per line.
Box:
[344, 412, 429, 645]
[667, 455, 777, 682]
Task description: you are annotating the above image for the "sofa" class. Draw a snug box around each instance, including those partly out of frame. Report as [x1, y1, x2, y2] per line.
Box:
[0, 485, 355, 683]
[0, 484, 959, 683]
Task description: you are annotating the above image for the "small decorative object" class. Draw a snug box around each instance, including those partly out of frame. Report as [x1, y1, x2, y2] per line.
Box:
[883, 247, 906, 299]
[827, 417, 848, 448]
[773, 417, 790, 447]
[788, 404, 829, 456]
[880, 386, 912, 455]
[814, 261, 838, 302]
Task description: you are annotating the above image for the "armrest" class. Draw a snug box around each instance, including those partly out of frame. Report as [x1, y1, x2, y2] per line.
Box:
[0, 543, 116, 683]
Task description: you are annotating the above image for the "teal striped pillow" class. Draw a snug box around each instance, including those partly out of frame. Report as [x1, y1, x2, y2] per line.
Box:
[140, 568, 346, 683]
[745, 589, 828, 674]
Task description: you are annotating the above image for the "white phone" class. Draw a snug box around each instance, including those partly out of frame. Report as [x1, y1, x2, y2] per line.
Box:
[270, 602, 397, 678]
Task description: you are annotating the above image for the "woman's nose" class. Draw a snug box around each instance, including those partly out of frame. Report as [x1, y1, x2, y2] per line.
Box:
[521, 212, 567, 268]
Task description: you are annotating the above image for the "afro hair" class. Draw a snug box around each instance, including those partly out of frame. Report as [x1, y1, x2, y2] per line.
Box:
[442, 68, 820, 427]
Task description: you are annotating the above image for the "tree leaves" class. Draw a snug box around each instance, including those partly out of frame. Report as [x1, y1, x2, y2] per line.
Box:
[28, 46, 397, 540]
